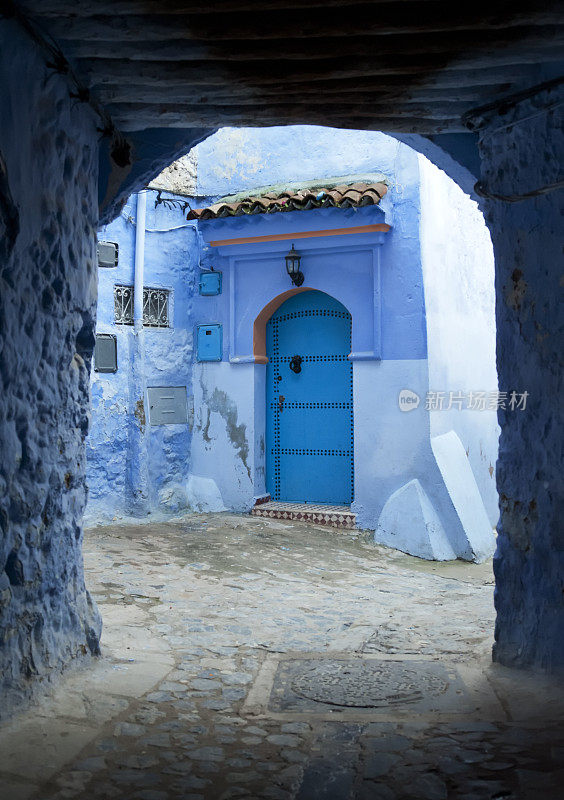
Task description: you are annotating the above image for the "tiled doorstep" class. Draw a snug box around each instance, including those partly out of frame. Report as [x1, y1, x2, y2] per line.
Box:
[251, 501, 356, 529]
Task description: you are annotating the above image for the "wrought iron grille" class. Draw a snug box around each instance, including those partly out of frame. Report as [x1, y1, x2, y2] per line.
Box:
[114, 285, 170, 328]
[114, 285, 133, 324]
[143, 287, 170, 328]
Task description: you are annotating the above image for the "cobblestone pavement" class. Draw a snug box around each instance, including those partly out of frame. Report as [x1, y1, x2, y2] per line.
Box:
[1, 514, 563, 799]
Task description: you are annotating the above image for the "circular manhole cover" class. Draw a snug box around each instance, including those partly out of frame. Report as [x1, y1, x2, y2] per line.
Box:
[290, 660, 448, 708]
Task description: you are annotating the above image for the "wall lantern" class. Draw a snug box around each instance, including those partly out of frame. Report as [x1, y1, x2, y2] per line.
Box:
[285, 243, 304, 286]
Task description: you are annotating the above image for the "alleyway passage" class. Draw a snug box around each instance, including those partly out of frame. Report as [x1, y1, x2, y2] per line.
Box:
[1, 515, 563, 799]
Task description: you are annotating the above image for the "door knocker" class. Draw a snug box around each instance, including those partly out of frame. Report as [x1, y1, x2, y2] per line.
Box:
[289, 355, 303, 374]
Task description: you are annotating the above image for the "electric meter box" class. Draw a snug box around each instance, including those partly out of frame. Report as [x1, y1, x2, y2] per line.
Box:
[94, 334, 117, 373]
[199, 271, 222, 296]
[97, 240, 119, 268]
[147, 387, 188, 425]
[196, 324, 222, 361]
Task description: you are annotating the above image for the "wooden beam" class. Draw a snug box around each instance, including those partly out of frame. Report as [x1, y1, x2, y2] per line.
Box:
[79, 56, 558, 88]
[94, 83, 513, 105]
[35, 5, 564, 42]
[209, 224, 392, 247]
[56, 27, 563, 62]
[90, 71, 526, 103]
[90, 71, 530, 95]
[104, 101, 472, 120]
[109, 107, 466, 133]
[21, 0, 438, 16]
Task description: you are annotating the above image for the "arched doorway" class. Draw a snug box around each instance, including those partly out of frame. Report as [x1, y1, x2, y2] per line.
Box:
[266, 290, 353, 505]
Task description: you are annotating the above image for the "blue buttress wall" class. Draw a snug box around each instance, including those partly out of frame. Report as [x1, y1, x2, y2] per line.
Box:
[480, 96, 564, 673]
[0, 21, 102, 717]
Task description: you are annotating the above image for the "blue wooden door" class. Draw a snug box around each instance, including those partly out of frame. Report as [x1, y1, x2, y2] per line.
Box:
[266, 291, 353, 504]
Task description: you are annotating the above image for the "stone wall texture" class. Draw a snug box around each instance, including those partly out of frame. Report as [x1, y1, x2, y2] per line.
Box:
[0, 23, 102, 718]
[479, 95, 564, 673]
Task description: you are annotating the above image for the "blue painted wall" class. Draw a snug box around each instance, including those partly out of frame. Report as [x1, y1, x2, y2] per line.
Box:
[0, 20, 102, 715]
[89, 127, 429, 521]
[87, 194, 199, 523]
[87, 125, 497, 563]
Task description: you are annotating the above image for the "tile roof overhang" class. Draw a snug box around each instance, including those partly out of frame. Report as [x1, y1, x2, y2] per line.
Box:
[187, 179, 388, 221]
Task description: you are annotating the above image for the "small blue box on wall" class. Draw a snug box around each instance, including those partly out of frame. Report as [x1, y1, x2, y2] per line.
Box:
[196, 324, 223, 361]
[199, 271, 222, 296]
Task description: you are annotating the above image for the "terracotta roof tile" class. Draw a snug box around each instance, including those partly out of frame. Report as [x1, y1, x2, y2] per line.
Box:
[187, 180, 387, 220]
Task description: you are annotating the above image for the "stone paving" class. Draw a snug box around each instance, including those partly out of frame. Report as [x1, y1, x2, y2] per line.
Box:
[1, 513, 563, 799]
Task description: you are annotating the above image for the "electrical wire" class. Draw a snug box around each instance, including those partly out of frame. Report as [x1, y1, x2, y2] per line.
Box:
[120, 210, 198, 234]
[462, 76, 564, 132]
[474, 178, 564, 203]
[146, 223, 198, 233]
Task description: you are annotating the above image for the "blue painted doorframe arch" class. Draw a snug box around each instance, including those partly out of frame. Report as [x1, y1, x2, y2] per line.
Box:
[266, 290, 353, 505]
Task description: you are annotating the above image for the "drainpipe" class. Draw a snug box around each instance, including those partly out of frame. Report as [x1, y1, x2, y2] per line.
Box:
[129, 190, 149, 515]
[133, 190, 146, 334]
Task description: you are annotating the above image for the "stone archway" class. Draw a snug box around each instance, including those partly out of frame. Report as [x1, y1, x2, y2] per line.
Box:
[0, 7, 562, 723]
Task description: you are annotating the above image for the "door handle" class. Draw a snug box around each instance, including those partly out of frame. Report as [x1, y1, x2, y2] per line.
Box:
[289, 355, 303, 374]
[278, 395, 285, 412]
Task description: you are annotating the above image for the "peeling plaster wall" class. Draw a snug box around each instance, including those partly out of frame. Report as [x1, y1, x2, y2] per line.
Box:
[148, 150, 198, 197]
[191, 364, 257, 512]
[86, 193, 198, 523]
[479, 99, 564, 673]
[194, 126, 401, 216]
[0, 24, 101, 717]
[418, 155, 500, 525]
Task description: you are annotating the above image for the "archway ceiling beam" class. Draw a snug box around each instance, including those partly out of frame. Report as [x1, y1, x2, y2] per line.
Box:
[76, 54, 563, 83]
[21, 3, 564, 38]
[14, 0, 560, 214]
[17, 0, 564, 15]
[55, 30, 563, 63]
[94, 85, 518, 106]
[101, 111, 467, 134]
[41, 20, 564, 45]
[88, 66, 541, 92]
[79, 61, 562, 87]
[17, 0, 563, 136]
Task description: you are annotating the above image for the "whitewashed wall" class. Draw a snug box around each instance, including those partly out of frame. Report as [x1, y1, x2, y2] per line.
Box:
[418, 155, 499, 525]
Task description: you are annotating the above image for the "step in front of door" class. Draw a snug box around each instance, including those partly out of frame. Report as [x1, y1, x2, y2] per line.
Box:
[251, 501, 356, 529]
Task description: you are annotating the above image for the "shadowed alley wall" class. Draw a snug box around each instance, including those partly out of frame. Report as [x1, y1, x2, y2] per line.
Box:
[479, 96, 564, 673]
[0, 23, 102, 717]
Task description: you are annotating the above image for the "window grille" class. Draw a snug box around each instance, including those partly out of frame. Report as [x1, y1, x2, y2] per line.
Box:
[143, 287, 170, 328]
[114, 285, 133, 324]
[114, 285, 170, 328]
